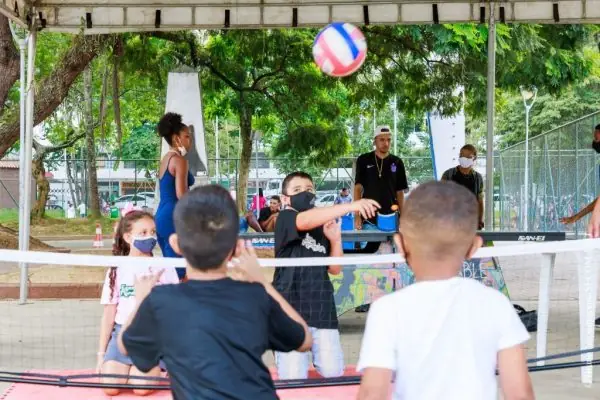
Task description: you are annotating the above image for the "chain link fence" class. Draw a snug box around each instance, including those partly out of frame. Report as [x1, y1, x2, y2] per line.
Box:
[497, 111, 600, 237]
[2, 155, 432, 216]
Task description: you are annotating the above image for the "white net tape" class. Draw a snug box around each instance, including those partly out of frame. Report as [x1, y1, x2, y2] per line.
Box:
[0, 238, 598, 395]
[1, 238, 600, 268]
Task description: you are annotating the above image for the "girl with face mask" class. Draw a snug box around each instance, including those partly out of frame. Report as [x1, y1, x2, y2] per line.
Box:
[96, 208, 179, 396]
[155, 112, 195, 280]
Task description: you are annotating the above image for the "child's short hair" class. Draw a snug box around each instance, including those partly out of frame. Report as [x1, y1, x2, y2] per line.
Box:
[282, 171, 313, 194]
[401, 181, 477, 259]
[460, 144, 477, 156]
[173, 185, 239, 270]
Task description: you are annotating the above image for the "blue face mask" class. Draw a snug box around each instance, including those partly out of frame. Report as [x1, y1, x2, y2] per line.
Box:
[132, 236, 157, 254]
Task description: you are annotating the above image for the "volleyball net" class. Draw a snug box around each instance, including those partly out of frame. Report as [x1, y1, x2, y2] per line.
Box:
[0, 235, 598, 397]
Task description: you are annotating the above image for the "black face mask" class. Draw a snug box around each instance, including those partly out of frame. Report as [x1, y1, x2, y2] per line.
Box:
[593, 141, 600, 154]
[289, 191, 316, 212]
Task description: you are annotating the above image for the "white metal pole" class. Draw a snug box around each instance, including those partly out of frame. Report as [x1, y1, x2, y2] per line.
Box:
[484, 3, 496, 231]
[12, 25, 29, 304]
[215, 116, 219, 184]
[16, 38, 26, 247]
[393, 95, 398, 155]
[255, 136, 259, 216]
[524, 106, 530, 231]
[373, 109, 376, 133]
[20, 26, 37, 304]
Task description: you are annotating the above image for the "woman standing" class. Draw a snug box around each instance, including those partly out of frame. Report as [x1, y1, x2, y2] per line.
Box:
[154, 112, 194, 280]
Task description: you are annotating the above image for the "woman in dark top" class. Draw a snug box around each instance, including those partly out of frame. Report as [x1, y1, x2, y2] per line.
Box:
[154, 113, 195, 280]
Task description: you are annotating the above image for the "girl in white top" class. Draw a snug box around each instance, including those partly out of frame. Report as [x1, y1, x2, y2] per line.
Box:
[96, 207, 179, 396]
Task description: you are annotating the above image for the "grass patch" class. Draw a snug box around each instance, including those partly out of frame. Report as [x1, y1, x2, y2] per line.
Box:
[0, 209, 117, 237]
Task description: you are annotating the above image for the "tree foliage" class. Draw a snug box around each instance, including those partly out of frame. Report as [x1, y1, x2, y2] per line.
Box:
[0, 16, 598, 217]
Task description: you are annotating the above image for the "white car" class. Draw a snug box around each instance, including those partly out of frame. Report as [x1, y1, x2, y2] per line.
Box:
[315, 194, 336, 207]
[114, 194, 156, 212]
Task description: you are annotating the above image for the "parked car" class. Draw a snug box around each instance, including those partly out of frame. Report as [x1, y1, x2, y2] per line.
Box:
[315, 193, 336, 207]
[113, 194, 156, 212]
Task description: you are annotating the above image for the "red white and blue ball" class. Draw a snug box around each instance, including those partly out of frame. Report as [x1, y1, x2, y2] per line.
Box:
[313, 22, 367, 78]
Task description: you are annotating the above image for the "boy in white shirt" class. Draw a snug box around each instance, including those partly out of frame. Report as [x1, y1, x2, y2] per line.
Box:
[357, 180, 534, 400]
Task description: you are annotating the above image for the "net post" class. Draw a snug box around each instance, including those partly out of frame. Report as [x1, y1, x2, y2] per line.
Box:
[536, 253, 555, 366]
[577, 248, 598, 386]
[19, 22, 38, 305]
[484, 2, 496, 230]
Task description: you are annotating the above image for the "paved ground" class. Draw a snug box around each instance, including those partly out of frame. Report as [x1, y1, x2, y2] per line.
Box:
[0, 244, 599, 398]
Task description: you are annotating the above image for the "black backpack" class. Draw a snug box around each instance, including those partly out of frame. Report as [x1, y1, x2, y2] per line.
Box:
[514, 304, 538, 332]
[446, 167, 483, 197]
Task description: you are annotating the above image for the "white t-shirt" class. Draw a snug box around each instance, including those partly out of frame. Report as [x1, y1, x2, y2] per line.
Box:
[100, 265, 180, 325]
[78, 203, 86, 214]
[357, 277, 530, 400]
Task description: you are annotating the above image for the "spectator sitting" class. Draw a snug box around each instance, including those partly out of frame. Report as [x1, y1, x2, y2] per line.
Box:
[258, 196, 281, 232]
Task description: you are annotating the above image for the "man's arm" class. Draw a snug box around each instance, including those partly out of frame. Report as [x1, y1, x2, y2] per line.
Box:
[354, 156, 365, 228]
[562, 198, 597, 225]
[395, 159, 409, 214]
[396, 191, 404, 215]
[587, 196, 600, 237]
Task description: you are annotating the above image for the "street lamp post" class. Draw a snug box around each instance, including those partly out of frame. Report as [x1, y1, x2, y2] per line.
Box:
[392, 95, 398, 155]
[520, 85, 537, 231]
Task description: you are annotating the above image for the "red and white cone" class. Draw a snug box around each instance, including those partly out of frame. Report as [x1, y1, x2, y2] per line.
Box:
[93, 223, 104, 248]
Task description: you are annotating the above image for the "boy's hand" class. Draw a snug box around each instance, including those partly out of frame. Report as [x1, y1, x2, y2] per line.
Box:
[350, 199, 380, 220]
[323, 220, 342, 242]
[230, 240, 265, 284]
[134, 269, 164, 302]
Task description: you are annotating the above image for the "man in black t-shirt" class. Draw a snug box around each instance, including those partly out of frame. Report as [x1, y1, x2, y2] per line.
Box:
[354, 125, 408, 230]
[273, 171, 379, 379]
[118, 185, 311, 400]
[258, 195, 281, 232]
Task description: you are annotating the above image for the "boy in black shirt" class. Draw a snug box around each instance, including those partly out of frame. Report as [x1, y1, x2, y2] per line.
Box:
[441, 144, 484, 229]
[118, 185, 311, 400]
[273, 171, 380, 379]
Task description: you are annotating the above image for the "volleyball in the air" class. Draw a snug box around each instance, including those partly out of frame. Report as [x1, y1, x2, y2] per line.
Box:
[312, 22, 367, 78]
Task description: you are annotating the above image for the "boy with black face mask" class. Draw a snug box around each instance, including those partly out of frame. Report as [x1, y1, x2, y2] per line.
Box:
[273, 171, 380, 379]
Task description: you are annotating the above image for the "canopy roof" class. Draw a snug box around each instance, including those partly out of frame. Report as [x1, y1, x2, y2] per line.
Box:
[2, 1, 599, 33]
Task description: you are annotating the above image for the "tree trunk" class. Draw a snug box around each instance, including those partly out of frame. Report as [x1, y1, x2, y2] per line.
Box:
[99, 63, 110, 140]
[31, 156, 49, 221]
[0, 33, 116, 158]
[112, 52, 123, 167]
[65, 156, 79, 207]
[237, 98, 253, 213]
[0, 15, 20, 111]
[351, 116, 361, 152]
[84, 67, 101, 218]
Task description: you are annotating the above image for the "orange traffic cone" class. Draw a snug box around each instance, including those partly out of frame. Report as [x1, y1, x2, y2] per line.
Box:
[93, 223, 104, 248]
